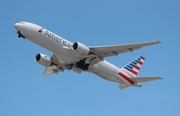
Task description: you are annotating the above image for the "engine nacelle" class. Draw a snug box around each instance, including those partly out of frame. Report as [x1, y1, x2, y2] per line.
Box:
[35, 53, 51, 67]
[73, 42, 89, 55]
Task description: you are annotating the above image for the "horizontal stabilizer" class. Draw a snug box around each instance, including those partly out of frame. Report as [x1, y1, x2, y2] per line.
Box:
[118, 84, 130, 90]
[130, 76, 162, 82]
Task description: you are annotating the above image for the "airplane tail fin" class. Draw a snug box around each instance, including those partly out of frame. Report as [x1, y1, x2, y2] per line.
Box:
[120, 56, 145, 78]
[118, 56, 145, 90]
[118, 56, 163, 90]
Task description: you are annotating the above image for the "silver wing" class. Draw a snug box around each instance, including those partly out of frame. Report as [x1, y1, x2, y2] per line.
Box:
[43, 40, 161, 75]
[89, 41, 161, 58]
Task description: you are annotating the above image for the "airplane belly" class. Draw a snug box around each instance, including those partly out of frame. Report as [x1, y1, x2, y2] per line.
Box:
[91, 61, 122, 83]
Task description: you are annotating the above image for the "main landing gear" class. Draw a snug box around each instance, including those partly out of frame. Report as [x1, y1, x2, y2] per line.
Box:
[76, 59, 89, 71]
[17, 31, 26, 39]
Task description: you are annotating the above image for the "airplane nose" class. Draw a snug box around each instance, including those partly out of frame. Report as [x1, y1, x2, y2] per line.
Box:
[14, 23, 22, 31]
[14, 22, 26, 38]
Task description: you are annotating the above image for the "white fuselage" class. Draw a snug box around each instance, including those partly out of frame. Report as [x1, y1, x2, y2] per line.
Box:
[14, 22, 131, 85]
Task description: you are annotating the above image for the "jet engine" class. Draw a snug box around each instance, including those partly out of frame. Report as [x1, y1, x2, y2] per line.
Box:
[35, 53, 52, 66]
[73, 42, 90, 55]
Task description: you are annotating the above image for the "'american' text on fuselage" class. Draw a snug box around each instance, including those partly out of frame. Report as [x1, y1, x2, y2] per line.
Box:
[44, 30, 72, 48]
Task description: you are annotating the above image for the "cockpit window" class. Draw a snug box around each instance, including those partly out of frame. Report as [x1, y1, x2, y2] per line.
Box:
[19, 22, 25, 24]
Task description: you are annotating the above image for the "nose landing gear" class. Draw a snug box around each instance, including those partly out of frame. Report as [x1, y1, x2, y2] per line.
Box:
[17, 31, 26, 39]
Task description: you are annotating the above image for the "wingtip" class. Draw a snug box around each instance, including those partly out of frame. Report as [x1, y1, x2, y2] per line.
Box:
[159, 77, 163, 79]
[156, 76, 163, 80]
[156, 40, 162, 43]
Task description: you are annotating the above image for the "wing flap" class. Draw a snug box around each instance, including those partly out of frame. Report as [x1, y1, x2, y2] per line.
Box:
[43, 65, 65, 76]
[118, 83, 130, 90]
[43, 66, 57, 76]
[130, 76, 163, 82]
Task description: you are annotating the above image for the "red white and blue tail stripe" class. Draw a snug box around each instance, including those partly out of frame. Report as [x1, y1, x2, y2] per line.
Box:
[121, 56, 145, 77]
[117, 56, 162, 89]
[118, 56, 145, 85]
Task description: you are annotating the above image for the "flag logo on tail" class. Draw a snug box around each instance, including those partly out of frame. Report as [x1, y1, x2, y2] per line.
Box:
[120, 56, 145, 78]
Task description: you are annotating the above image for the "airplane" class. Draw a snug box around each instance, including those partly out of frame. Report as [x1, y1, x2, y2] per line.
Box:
[14, 21, 162, 90]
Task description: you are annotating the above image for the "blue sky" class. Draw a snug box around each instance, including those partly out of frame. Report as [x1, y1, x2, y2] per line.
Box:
[1, 0, 180, 116]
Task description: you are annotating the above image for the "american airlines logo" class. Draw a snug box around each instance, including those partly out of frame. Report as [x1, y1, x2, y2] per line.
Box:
[44, 30, 72, 48]
[38, 28, 43, 33]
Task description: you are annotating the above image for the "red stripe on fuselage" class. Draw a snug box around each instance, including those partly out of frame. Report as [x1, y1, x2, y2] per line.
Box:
[118, 72, 135, 85]
[122, 70, 134, 78]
